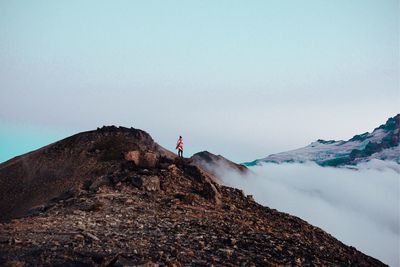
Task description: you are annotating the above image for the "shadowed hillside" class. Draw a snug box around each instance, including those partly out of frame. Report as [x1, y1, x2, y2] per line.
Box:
[0, 126, 387, 266]
[0, 126, 175, 222]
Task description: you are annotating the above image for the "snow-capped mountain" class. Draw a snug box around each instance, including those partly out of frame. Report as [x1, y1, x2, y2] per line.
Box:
[245, 114, 400, 167]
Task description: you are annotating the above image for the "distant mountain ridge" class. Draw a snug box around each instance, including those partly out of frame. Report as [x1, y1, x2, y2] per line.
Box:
[191, 151, 249, 181]
[245, 114, 400, 167]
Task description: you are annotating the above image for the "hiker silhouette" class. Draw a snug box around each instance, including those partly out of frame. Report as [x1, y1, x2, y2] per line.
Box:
[176, 136, 184, 157]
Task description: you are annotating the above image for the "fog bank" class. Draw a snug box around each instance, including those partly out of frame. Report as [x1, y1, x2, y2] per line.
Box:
[217, 161, 399, 266]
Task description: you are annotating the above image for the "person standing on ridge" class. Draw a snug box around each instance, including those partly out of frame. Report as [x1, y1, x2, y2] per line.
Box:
[176, 136, 184, 157]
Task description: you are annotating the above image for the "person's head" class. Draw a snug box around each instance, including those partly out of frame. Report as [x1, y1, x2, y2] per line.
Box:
[179, 136, 182, 139]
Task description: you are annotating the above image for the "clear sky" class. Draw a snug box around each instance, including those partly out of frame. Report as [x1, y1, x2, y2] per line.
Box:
[0, 0, 399, 163]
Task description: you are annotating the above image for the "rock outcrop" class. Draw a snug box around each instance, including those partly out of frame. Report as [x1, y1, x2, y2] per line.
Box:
[0, 126, 387, 266]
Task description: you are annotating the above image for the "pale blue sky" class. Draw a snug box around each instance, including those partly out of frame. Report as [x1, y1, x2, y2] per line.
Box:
[0, 0, 399, 162]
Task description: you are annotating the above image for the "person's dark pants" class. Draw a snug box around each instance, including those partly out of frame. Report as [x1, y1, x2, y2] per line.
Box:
[178, 149, 183, 157]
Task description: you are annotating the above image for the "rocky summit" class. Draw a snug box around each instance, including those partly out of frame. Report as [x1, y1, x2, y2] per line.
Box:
[0, 126, 386, 266]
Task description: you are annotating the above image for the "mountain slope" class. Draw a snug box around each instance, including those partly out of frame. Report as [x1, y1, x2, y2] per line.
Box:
[191, 151, 249, 182]
[0, 126, 386, 266]
[0, 126, 175, 222]
[245, 114, 400, 167]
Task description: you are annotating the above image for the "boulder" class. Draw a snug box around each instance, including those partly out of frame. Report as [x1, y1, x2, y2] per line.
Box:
[131, 176, 160, 192]
[89, 176, 111, 190]
[167, 164, 180, 176]
[125, 151, 140, 165]
[125, 151, 158, 169]
[202, 182, 222, 206]
[141, 152, 158, 168]
[247, 195, 255, 202]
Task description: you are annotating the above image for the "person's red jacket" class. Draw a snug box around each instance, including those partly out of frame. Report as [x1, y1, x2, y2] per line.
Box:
[176, 138, 184, 150]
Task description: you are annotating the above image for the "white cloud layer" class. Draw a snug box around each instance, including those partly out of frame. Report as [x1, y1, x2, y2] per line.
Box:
[215, 161, 400, 266]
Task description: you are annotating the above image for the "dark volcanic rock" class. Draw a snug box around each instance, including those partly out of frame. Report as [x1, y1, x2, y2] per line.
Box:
[0, 126, 387, 266]
[131, 175, 161, 192]
[0, 126, 174, 222]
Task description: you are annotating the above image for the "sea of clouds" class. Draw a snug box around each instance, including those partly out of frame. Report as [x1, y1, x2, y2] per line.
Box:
[214, 160, 399, 266]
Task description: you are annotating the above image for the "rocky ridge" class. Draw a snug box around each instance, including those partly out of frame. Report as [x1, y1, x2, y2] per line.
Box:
[0, 126, 387, 266]
[191, 151, 249, 182]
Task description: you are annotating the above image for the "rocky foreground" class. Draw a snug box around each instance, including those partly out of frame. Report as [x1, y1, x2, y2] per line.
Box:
[0, 126, 387, 266]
